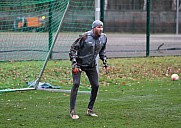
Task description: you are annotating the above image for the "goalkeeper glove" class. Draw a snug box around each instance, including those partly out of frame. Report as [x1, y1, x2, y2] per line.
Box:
[72, 62, 81, 74]
[102, 59, 110, 74]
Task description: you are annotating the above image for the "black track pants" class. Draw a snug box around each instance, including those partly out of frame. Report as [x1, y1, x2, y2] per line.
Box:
[70, 67, 99, 111]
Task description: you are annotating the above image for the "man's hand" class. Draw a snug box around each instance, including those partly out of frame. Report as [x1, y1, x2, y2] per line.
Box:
[72, 62, 81, 74]
[102, 59, 110, 74]
[105, 66, 111, 74]
[72, 68, 80, 74]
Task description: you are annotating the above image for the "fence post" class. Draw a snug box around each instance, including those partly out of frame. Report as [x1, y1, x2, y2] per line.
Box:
[146, 0, 150, 57]
[100, 0, 104, 23]
[176, 0, 179, 35]
[95, 0, 101, 73]
[48, 1, 53, 59]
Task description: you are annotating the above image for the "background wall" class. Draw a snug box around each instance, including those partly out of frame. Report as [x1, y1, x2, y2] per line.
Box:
[104, 0, 181, 33]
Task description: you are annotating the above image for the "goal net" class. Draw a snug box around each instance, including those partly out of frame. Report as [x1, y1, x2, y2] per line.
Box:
[0, 0, 95, 91]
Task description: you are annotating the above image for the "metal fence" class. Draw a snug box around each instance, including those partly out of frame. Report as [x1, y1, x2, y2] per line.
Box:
[0, 0, 180, 61]
[104, 0, 181, 33]
[104, 0, 181, 58]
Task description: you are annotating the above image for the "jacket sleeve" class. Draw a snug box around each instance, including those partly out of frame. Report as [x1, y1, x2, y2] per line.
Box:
[69, 34, 87, 63]
[99, 35, 107, 61]
[69, 37, 81, 63]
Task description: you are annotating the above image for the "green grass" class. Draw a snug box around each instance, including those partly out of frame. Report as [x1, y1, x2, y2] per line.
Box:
[0, 56, 181, 128]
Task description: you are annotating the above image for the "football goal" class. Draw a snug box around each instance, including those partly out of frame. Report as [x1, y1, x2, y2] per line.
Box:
[0, 0, 96, 92]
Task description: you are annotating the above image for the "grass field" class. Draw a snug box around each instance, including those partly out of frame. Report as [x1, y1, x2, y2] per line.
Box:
[0, 56, 181, 128]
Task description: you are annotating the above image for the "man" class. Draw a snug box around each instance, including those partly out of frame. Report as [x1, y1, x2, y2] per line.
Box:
[69, 20, 109, 119]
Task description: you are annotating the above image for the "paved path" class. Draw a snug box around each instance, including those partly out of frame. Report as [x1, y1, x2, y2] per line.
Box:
[106, 33, 181, 58]
[0, 33, 180, 61]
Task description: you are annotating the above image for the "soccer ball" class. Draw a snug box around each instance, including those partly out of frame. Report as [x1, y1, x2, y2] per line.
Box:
[171, 74, 179, 81]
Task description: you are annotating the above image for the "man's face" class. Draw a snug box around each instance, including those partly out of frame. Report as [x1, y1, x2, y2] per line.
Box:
[94, 26, 103, 36]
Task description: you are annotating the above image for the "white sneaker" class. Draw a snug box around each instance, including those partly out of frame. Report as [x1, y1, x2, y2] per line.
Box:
[70, 110, 79, 119]
[87, 109, 98, 117]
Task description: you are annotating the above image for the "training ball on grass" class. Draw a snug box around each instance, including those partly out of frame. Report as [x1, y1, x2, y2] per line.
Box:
[171, 74, 179, 81]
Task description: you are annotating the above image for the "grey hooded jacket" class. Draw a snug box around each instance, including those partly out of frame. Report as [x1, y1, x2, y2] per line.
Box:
[69, 30, 107, 68]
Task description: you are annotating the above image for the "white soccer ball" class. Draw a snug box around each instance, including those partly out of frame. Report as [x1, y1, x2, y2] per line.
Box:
[171, 74, 179, 81]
